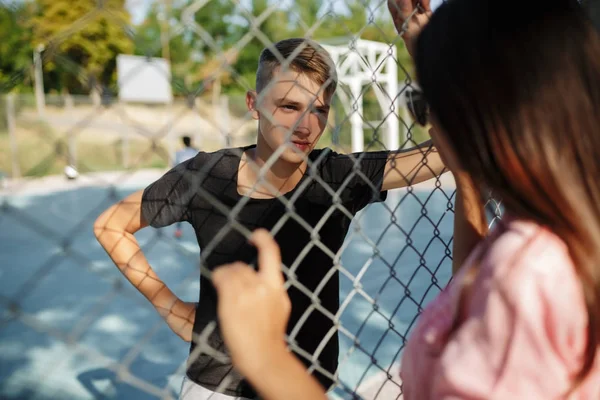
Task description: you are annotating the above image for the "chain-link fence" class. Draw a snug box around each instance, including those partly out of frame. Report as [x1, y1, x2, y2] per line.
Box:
[0, 0, 500, 399]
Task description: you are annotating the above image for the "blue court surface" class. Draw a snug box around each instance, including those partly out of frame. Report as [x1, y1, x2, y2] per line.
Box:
[0, 178, 455, 399]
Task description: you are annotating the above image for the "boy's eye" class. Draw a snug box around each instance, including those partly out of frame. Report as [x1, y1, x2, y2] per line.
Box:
[281, 104, 297, 111]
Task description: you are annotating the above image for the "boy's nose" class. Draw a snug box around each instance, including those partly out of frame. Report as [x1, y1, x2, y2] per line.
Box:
[293, 126, 310, 137]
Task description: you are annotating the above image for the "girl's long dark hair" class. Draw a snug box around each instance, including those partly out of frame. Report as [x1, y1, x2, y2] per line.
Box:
[416, 0, 600, 389]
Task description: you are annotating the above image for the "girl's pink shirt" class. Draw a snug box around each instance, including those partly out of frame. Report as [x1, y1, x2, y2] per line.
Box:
[401, 218, 600, 399]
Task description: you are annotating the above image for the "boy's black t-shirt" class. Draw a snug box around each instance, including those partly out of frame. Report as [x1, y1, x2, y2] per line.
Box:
[141, 145, 388, 397]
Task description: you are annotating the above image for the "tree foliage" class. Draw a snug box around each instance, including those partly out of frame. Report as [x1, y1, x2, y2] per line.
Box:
[0, 1, 34, 93]
[230, 0, 292, 91]
[132, 0, 243, 96]
[225, 0, 413, 93]
[7, 0, 413, 97]
[31, 0, 134, 94]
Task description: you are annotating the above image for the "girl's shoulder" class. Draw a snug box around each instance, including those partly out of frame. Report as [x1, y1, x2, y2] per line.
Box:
[483, 218, 572, 287]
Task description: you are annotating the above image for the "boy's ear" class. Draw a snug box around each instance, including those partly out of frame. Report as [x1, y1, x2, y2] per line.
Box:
[246, 91, 259, 120]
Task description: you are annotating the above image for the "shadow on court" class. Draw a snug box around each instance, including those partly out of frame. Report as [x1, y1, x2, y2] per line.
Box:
[0, 184, 454, 399]
[0, 185, 198, 399]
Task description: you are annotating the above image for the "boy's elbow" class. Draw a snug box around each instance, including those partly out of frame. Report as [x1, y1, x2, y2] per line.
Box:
[93, 208, 114, 240]
[93, 205, 132, 239]
[94, 192, 147, 239]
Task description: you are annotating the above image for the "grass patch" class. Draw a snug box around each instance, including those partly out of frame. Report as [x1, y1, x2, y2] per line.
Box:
[0, 122, 171, 178]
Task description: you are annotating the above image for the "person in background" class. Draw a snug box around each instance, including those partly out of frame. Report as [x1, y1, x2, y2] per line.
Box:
[211, 0, 600, 399]
[173, 135, 199, 238]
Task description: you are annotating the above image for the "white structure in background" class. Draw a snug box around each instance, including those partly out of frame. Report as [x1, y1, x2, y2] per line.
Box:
[116, 54, 175, 167]
[117, 55, 173, 104]
[321, 38, 401, 153]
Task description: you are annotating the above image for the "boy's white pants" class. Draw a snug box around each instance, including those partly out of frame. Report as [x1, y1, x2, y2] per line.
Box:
[179, 376, 253, 400]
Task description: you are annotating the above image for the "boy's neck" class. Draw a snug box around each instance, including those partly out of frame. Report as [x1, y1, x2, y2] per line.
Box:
[238, 138, 307, 198]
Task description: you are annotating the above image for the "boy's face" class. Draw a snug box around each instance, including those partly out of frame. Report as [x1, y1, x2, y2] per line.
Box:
[247, 67, 332, 164]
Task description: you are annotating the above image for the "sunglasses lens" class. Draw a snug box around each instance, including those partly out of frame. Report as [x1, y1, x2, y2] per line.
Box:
[407, 90, 429, 126]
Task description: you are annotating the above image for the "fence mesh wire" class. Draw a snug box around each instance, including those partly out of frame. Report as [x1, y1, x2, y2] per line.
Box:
[0, 0, 501, 399]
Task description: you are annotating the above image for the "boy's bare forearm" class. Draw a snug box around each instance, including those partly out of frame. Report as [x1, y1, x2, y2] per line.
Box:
[382, 140, 446, 190]
[95, 226, 175, 306]
[93, 191, 176, 309]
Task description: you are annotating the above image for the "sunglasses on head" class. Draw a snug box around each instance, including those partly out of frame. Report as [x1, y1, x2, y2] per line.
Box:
[405, 89, 430, 127]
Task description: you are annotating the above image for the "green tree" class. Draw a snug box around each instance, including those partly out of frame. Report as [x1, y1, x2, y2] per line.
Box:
[189, 0, 240, 53]
[31, 0, 134, 94]
[147, 0, 244, 97]
[290, 0, 324, 36]
[134, 4, 164, 58]
[183, 0, 247, 100]
[134, 2, 199, 96]
[230, 0, 293, 92]
[0, 1, 34, 93]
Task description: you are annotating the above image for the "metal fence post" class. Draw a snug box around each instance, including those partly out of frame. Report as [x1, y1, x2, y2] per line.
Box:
[6, 94, 21, 179]
[220, 95, 231, 147]
[121, 103, 130, 169]
[33, 44, 46, 119]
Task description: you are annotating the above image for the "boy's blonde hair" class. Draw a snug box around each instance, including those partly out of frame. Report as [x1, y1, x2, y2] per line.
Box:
[256, 38, 338, 98]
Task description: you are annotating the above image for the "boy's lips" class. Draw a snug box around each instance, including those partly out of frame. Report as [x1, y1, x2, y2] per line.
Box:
[291, 140, 311, 151]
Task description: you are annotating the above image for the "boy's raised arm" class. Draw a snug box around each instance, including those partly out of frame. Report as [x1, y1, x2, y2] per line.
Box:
[381, 139, 446, 191]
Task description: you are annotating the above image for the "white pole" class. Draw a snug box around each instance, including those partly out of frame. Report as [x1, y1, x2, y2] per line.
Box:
[65, 93, 77, 168]
[220, 95, 231, 147]
[402, 106, 411, 149]
[6, 94, 20, 178]
[123, 126, 130, 169]
[163, 59, 175, 167]
[120, 102, 129, 169]
[33, 44, 45, 119]
[386, 51, 400, 151]
[67, 132, 77, 168]
[166, 101, 175, 167]
[350, 80, 363, 153]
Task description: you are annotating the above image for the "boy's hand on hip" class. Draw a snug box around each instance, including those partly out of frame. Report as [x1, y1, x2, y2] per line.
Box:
[155, 298, 196, 342]
[213, 229, 291, 377]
